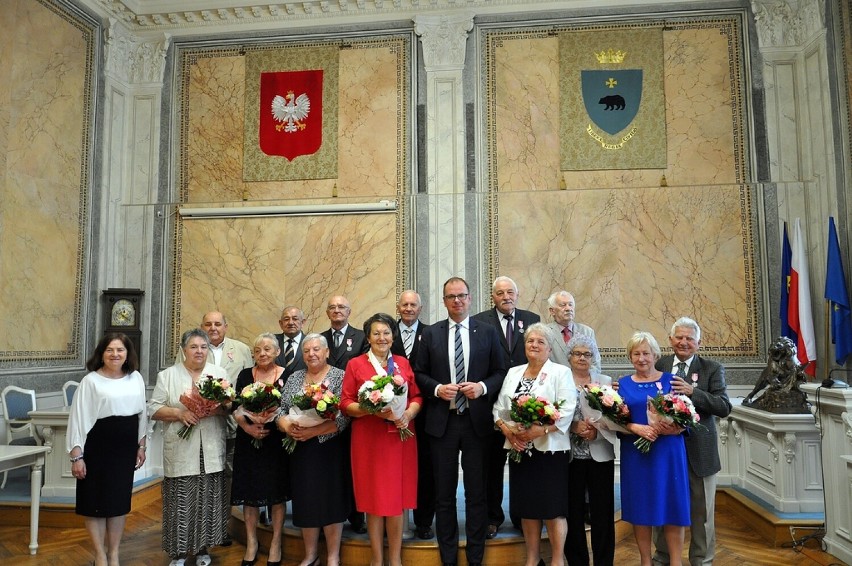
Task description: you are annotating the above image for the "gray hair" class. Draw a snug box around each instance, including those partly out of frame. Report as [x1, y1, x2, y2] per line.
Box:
[180, 328, 210, 349]
[301, 332, 328, 350]
[626, 331, 662, 360]
[492, 276, 518, 293]
[547, 290, 575, 308]
[524, 322, 554, 350]
[253, 332, 281, 352]
[566, 333, 600, 360]
[670, 317, 701, 341]
[280, 306, 305, 319]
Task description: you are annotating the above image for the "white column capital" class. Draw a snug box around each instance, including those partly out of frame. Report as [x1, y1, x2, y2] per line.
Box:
[104, 18, 170, 85]
[751, 0, 824, 48]
[413, 12, 474, 72]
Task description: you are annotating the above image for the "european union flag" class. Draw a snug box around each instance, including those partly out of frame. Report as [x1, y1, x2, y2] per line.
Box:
[825, 217, 852, 365]
[780, 223, 794, 341]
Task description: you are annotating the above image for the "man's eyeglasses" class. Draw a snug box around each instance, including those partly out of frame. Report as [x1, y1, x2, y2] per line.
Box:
[570, 351, 594, 359]
[443, 293, 469, 302]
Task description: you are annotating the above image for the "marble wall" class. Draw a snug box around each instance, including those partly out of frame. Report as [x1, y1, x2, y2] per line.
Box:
[0, 0, 94, 364]
[483, 17, 760, 361]
[170, 37, 410, 355]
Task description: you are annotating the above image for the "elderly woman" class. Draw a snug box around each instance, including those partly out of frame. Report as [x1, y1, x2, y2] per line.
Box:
[618, 332, 690, 566]
[341, 313, 421, 566]
[493, 322, 576, 566]
[67, 333, 147, 566]
[276, 333, 350, 566]
[149, 329, 230, 566]
[232, 333, 287, 566]
[565, 334, 616, 566]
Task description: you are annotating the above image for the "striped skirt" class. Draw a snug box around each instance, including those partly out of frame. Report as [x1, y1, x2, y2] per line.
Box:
[161, 451, 229, 558]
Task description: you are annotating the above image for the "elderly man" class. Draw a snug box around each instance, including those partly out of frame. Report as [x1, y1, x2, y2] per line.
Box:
[390, 290, 434, 539]
[414, 277, 507, 566]
[473, 276, 540, 537]
[544, 290, 601, 372]
[320, 294, 367, 370]
[652, 317, 731, 566]
[274, 306, 307, 380]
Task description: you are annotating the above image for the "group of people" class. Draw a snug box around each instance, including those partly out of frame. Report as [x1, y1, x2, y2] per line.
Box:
[65, 275, 730, 566]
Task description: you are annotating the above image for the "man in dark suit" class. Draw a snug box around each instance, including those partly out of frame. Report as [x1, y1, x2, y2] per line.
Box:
[320, 294, 367, 370]
[390, 290, 434, 539]
[473, 275, 540, 537]
[414, 277, 507, 566]
[319, 294, 368, 533]
[653, 317, 731, 566]
[273, 305, 307, 381]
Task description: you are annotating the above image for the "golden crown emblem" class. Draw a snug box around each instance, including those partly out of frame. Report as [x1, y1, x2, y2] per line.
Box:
[595, 49, 627, 64]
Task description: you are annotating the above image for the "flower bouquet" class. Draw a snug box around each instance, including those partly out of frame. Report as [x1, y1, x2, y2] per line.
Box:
[234, 381, 282, 448]
[281, 382, 341, 454]
[177, 375, 236, 440]
[634, 386, 703, 454]
[506, 395, 564, 463]
[357, 374, 414, 441]
[578, 383, 630, 444]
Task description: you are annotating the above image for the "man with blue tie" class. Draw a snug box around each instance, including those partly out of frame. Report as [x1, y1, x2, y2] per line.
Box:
[414, 277, 507, 566]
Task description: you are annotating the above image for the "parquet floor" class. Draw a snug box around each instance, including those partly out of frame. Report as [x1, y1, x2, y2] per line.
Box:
[0, 498, 845, 566]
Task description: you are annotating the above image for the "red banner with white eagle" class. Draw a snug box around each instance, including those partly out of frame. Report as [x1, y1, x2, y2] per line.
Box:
[258, 70, 323, 160]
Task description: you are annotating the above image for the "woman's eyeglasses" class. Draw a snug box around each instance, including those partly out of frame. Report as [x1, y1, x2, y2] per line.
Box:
[570, 351, 593, 359]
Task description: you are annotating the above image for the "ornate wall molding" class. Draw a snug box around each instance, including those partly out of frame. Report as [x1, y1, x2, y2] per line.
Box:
[752, 0, 825, 48]
[413, 12, 474, 71]
[105, 18, 170, 84]
[783, 431, 797, 463]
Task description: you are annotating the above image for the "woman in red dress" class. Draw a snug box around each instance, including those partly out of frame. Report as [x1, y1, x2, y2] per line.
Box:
[341, 312, 422, 566]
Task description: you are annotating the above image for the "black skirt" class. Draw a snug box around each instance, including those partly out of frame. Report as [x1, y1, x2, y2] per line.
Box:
[509, 449, 571, 520]
[288, 433, 351, 528]
[76, 414, 139, 517]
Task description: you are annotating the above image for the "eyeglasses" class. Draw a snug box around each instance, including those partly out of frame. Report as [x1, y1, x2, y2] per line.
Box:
[326, 304, 350, 311]
[443, 293, 469, 302]
[570, 351, 593, 359]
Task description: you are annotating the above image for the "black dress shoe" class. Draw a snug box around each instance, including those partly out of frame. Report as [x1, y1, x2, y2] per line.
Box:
[416, 526, 434, 539]
[485, 524, 498, 539]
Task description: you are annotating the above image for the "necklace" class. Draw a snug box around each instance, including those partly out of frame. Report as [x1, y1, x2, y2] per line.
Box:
[253, 365, 279, 384]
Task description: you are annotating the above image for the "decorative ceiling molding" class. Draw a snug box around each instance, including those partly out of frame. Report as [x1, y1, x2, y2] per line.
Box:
[751, 0, 825, 48]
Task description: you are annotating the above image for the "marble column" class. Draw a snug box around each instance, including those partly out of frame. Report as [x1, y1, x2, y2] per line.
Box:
[413, 13, 474, 321]
[100, 19, 170, 373]
[753, 0, 836, 371]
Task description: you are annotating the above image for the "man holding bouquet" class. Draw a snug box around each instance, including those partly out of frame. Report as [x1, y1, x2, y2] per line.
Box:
[652, 317, 731, 566]
[414, 277, 507, 566]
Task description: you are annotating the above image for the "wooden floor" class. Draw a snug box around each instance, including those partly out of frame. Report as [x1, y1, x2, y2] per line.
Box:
[0, 497, 846, 566]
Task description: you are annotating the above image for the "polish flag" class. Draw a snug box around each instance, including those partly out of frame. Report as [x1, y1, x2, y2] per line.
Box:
[788, 218, 816, 376]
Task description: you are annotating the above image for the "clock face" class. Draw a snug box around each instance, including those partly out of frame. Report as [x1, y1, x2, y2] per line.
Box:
[111, 299, 136, 327]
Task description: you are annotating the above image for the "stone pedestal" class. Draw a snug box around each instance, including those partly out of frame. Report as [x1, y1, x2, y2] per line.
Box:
[802, 383, 852, 565]
[723, 404, 822, 513]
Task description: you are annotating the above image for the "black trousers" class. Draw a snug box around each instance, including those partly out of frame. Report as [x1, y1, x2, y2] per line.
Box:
[565, 457, 615, 566]
[412, 406, 436, 529]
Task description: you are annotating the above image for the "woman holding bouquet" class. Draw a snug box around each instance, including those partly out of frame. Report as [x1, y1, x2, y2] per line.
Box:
[618, 331, 690, 566]
[492, 323, 576, 566]
[149, 329, 230, 566]
[66, 333, 147, 566]
[276, 333, 350, 566]
[340, 312, 421, 566]
[232, 332, 287, 566]
[565, 334, 615, 566]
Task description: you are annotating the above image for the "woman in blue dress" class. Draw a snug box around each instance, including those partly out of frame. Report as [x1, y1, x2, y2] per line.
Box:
[618, 331, 690, 566]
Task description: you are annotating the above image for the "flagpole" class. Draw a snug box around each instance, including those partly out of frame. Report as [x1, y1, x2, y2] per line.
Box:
[824, 300, 830, 381]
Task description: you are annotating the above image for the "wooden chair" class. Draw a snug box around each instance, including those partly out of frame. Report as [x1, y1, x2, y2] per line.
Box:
[1, 386, 40, 489]
[62, 381, 79, 407]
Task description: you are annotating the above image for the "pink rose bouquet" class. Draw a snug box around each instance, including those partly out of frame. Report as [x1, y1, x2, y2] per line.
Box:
[177, 375, 236, 440]
[506, 394, 564, 463]
[634, 387, 703, 454]
[356, 374, 414, 441]
[282, 382, 341, 454]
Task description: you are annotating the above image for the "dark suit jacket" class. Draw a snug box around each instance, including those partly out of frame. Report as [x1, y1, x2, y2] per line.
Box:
[321, 325, 368, 370]
[473, 307, 540, 368]
[274, 331, 307, 379]
[656, 354, 731, 477]
[414, 318, 507, 438]
[391, 319, 428, 369]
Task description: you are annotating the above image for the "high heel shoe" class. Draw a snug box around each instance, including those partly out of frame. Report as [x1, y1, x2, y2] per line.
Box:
[240, 560, 257, 566]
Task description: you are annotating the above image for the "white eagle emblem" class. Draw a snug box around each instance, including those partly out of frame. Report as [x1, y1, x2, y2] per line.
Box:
[271, 90, 311, 133]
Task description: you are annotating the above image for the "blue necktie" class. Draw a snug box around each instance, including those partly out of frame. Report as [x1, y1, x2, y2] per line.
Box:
[454, 324, 467, 413]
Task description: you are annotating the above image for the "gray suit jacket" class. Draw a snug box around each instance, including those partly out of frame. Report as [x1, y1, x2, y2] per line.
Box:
[656, 354, 731, 477]
[545, 321, 601, 372]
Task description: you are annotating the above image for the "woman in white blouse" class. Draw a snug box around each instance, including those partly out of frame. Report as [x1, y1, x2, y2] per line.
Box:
[149, 329, 230, 566]
[66, 333, 148, 566]
[493, 323, 576, 566]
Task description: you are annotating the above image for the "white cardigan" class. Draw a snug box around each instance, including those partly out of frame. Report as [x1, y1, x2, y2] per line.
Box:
[492, 359, 577, 453]
[148, 362, 228, 478]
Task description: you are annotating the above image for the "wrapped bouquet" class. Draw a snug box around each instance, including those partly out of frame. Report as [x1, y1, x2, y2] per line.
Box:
[578, 383, 630, 443]
[634, 384, 703, 454]
[506, 395, 564, 463]
[234, 381, 282, 448]
[357, 373, 413, 441]
[282, 381, 341, 453]
[177, 375, 236, 440]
